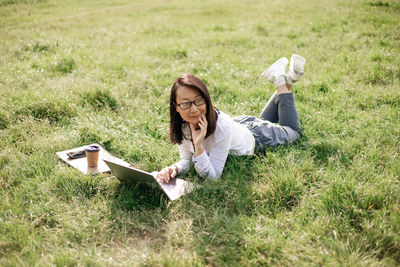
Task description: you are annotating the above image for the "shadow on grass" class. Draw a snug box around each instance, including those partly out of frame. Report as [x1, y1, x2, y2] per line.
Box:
[105, 182, 170, 244]
[110, 182, 169, 212]
[179, 156, 260, 214]
[296, 134, 354, 167]
[53, 170, 168, 211]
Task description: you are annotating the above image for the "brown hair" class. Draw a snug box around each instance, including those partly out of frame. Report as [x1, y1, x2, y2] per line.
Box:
[169, 74, 218, 144]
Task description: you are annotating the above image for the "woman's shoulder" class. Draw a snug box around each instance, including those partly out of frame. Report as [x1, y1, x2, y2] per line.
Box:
[216, 110, 233, 125]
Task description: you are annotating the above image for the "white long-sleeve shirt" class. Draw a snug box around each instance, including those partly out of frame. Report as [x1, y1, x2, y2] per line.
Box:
[174, 111, 255, 179]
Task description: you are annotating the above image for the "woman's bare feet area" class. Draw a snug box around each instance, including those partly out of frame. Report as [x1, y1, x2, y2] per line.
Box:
[276, 84, 291, 95]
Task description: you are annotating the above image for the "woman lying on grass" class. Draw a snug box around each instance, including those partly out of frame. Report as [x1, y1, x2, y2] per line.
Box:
[157, 54, 306, 183]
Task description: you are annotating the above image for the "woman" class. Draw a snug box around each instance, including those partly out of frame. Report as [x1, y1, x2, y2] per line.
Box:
[157, 54, 306, 182]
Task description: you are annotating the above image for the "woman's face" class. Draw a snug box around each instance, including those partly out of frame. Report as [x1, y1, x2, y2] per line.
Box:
[175, 86, 207, 125]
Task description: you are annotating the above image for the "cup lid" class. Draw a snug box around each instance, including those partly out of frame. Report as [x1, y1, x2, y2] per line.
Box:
[86, 145, 100, 152]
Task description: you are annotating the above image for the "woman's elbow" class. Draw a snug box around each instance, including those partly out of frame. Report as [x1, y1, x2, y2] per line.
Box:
[195, 168, 222, 179]
[207, 171, 221, 180]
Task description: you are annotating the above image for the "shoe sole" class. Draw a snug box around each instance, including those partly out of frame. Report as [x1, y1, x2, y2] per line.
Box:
[290, 54, 306, 75]
[261, 57, 289, 81]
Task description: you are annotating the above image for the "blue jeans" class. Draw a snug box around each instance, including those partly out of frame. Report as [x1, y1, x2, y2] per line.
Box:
[233, 92, 301, 153]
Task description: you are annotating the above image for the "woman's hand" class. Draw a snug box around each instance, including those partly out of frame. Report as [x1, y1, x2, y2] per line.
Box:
[156, 165, 178, 183]
[190, 113, 207, 157]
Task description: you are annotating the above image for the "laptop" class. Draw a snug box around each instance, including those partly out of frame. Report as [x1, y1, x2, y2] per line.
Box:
[103, 159, 194, 201]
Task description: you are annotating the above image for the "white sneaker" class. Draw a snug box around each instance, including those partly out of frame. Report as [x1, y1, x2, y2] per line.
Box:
[287, 54, 306, 85]
[261, 57, 289, 87]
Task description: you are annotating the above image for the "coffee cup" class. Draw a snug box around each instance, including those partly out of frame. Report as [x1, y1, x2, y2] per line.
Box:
[86, 145, 100, 167]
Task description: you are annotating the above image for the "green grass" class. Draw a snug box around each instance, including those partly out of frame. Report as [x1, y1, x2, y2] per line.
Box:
[1, 0, 400, 265]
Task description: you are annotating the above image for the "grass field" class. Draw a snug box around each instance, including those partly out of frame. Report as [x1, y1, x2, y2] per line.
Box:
[1, 0, 400, 265]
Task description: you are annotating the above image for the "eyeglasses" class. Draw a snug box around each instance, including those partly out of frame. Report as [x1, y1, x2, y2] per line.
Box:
[176, 98, 206, 110]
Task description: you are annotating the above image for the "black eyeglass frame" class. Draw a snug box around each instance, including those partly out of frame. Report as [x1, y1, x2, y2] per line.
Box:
[176, 98, 206, 110]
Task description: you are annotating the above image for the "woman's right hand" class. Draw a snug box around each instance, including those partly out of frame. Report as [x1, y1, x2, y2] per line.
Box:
[190, 113, 207, 156]
[156, 165, 178, 183]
